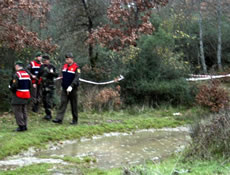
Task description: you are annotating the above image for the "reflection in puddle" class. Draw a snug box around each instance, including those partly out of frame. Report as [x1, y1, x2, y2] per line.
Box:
[36, 127, 190, 169]
[0, 127, 190, 171]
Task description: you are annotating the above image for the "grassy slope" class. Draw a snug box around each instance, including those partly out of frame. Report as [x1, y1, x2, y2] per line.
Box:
[0, 106, 200, 160]
[1, 106, 222, 175]
[124, 158, 230, 175]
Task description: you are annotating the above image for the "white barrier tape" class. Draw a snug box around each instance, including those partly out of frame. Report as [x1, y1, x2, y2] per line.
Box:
[189, 74, 211, 78]
[54, 73, 229, 83]
[54, 75, 124, 85]
[186, 74, 230, 81]
[79, 75, 124, 85]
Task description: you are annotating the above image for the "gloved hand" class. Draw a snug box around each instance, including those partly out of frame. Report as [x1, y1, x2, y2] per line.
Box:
[67, 86, 73, 93]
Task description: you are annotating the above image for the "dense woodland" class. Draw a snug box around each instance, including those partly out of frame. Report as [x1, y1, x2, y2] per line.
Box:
[2, 1, 230, 174]
[1, 0, 230, 111]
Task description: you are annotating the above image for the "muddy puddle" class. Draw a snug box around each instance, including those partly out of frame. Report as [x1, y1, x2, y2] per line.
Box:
[0, 127, 190, 171]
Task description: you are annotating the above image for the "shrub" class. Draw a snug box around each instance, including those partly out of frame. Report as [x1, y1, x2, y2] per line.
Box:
[186, 111, 230, 159]
[0, 69, 12, 112]
[79, 85, 121, 111]
[195, 80, 230, 112]
[94, 86, 121, 111]
[121, 31, 194, 106]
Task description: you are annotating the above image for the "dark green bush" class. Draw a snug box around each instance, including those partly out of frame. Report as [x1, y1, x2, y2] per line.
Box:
[121, 30, 194, 106]
[0, 69, 13, 111]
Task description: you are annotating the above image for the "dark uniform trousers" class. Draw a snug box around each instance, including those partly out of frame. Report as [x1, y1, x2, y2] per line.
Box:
[56, 88, 78, 122]
[42, 88, 54, 115]
[31, 84, 42, 106]
[12, 104, 27, 127]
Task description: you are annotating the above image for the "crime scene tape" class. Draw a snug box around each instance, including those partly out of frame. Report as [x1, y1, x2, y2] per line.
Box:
[54, 75, 124, 85]
[186, 74, 230, 81]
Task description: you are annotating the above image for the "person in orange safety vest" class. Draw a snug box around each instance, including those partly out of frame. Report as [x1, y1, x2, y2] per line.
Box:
[52, 52, 80, 125]
[9, 61, 31, 132]
[26, 52, 42, 112]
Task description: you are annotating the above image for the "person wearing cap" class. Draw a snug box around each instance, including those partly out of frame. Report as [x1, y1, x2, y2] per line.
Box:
[52, 52, 81, 125]
[26, 52, 43, 112]
[9, 61, 31, 132]
[37, 54, 58, 120]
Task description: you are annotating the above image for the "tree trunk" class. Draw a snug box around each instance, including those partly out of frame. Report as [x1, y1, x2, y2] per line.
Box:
[81, 0, 96, 68]
[198, 0, 207, 74]
[217, 0, 222, 71]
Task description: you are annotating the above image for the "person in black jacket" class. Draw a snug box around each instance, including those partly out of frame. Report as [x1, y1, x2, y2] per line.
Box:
[52, 52, 80, 125]
[37, 54, 58, 120]
[9, 61, 31, 132]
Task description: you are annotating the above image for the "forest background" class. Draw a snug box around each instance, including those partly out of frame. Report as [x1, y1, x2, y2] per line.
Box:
[2, 1, 230, 174]
[1, 0, 230, 112]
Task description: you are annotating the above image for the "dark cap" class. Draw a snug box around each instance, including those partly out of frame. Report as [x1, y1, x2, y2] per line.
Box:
[15, 60, 24, 66]
[42, 54, 50, 60]
[35, 51, 42, 57]
[65, 52, 74, 58]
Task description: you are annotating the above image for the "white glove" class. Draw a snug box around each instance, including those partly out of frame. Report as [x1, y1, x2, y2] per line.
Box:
[50, 68, 53, 73]
[67, 86, 73, 93]
[8, 85, 11, 88]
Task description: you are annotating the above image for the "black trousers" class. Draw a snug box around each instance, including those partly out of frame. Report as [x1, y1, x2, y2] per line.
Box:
[56, 88, 78, 122]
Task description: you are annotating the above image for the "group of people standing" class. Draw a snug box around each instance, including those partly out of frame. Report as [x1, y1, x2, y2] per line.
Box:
[9, 52, 81, 132]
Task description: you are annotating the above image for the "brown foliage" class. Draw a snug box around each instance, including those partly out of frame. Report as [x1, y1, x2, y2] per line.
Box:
[94, 86, 121, 110]
[195, 80, 230, 112]
[81, 86, 122, 111]
[82, 64, 107, 76]
[88, 0, 168, 51]
[0, 0, 57, 52]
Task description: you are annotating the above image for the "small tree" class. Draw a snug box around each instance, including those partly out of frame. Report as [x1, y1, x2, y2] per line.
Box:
[0, 0, 57, 52]
[88, 0, 168, 51]
[198, 0, 207, 73]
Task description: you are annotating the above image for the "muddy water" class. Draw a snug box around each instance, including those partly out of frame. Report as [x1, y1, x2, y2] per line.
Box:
[0, 127, 190, 171]
[36, 127, 190, 169]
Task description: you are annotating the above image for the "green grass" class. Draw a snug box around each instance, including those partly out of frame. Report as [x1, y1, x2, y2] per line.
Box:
[0, 106, 205, 160]
[85, 157, 230, 175]
[86, 168, 122, 175]
[0, 105, 210, 175]
[0, 163, 121, 175]
[2, 157, 229, 175]
[124, 157, 230, 175]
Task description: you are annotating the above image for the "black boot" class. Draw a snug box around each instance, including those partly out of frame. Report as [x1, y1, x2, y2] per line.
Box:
[32, 104, 38, 113]
[15, 126, 25, 132]
[70, 120, 78, 125]
[43, 115, 52, 120]
[24, 126, 28, 131]
[52, 119, 62, 124]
